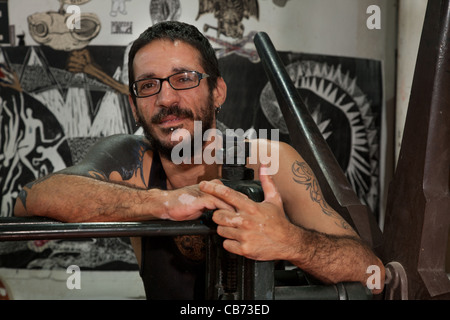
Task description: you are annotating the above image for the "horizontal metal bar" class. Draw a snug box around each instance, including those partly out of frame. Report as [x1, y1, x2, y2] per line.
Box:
[274, 283, 372, 300]
[0, 217, 216, 241]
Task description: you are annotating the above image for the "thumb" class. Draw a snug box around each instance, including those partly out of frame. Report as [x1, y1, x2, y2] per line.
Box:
[259, 164, 283, 207]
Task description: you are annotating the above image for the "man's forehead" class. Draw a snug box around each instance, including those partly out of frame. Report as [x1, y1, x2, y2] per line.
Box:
[133, 39, 202, 77]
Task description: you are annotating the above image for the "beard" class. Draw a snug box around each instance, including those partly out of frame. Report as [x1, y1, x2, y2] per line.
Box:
[136, 94, 216, 161]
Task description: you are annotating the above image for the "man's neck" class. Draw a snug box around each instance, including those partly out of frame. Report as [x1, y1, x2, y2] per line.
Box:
[155, 129, 225, 189]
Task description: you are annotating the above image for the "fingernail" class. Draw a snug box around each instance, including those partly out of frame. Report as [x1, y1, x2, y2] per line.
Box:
[199, 181, 210, 190]
[260, 165, 270, 176]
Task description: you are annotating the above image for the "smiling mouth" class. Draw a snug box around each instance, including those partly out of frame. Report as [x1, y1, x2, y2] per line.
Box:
[159, 115, 185, 128]
[151, 105, 194, 129]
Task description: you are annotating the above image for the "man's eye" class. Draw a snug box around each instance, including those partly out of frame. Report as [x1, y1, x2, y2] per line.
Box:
[141, 81, 157, 89]
[177, 76, 194, 83]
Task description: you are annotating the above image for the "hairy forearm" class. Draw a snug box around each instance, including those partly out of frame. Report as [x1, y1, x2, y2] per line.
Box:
[287, 225, 384, 293]
[14, 174, 164, 222]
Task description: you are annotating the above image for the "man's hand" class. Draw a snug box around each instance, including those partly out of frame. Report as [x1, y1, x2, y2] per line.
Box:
[199, 166, 298, 261]
[160, 185, 234, 221]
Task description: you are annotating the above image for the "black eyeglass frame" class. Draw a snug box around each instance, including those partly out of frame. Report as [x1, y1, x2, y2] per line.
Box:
[131, 71, 210, 98]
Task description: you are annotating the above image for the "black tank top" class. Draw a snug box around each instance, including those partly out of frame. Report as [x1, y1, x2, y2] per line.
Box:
[139, 152, 206, 299]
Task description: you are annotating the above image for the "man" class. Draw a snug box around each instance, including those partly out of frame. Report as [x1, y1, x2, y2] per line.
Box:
[14, 21, 384, 299]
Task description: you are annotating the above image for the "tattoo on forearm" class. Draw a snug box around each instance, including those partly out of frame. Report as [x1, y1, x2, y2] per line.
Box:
[291, 160, 351, 230]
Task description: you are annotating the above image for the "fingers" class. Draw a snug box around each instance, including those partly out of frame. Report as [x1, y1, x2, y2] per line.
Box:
[222, 239, 241, 256]
[199, 180, 250, 209]
[205, 196, 235, 212]
[200, 166, 283, 209]
[259, 164, 283, 207]
[216, 224, 240, 240]
[181, 184, 233, 212]
[208, 179, 223, 185]
[213, 209, 245, 228]
[216, 225, 244, 256]
[162, 186, 234, 221]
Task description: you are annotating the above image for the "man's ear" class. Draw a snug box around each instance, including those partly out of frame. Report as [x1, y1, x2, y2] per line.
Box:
[213, 77, 227, 107]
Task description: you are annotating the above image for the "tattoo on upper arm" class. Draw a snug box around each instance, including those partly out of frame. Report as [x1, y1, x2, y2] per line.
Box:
[18, 174, 54, 210]
[291, 160, 351, 230]
[63, 138, 150, 186]
[17, 137, 150, 212]
[18, 189, 28, 210]
[85, 142, 149, 187]
[291, 160, 334, 215]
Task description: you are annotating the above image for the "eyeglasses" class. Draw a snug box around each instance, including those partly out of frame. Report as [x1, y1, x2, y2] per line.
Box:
[132, 71, 210, 98]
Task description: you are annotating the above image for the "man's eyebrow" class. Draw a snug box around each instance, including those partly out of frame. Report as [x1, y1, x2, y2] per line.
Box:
[172, 66, 193, 73]
[135, 67, 195, 80]
[136, 72, 155, 80]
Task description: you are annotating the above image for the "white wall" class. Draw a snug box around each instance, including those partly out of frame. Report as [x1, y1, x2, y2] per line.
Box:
[9, 0, 396, 57]
[395, 0, 428, 162]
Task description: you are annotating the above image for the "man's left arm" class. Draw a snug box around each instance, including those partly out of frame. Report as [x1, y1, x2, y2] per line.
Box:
[199, 141, 384, 294]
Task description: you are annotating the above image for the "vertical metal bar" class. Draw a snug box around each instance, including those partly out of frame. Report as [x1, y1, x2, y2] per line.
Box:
[382, 0, 450, 299]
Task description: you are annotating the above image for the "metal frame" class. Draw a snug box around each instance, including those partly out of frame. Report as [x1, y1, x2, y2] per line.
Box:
[0, 216, 371, 300]
[0, 217, 213, 241]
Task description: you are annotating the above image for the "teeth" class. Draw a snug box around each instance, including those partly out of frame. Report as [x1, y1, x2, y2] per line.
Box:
[162, 117, 179, 124]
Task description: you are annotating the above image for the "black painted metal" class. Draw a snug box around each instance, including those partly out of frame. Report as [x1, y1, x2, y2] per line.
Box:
[381, 0, 450, 300]
[0, 217, 214, 241]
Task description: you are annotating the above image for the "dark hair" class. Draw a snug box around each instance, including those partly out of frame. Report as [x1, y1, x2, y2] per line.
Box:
[128, 21, 220, 104]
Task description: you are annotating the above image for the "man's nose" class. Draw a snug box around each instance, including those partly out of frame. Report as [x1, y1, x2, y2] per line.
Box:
[155, 80, 179, 107]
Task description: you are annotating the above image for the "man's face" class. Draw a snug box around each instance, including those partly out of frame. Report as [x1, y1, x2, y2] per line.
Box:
[131, 39, 222, 159]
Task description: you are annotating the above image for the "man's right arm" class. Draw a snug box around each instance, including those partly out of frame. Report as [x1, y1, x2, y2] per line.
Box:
[14, 173, 167, 222]
[14, 134, 163, 222]
[14, 134, 230, 222]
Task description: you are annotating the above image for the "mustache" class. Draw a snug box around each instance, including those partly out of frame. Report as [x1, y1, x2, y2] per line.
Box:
[151, 105, 194, 124]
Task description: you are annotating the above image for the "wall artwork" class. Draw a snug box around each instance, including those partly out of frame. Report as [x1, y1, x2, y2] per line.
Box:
[27, 0, 101, 51]
[111, 0, 132, 17]
[0, 0, 383, 273]
[196, 0, 259, 39]
[0, 2, 10, 45]
[0, 44, 138, 270]
[149, 0, 181, 24]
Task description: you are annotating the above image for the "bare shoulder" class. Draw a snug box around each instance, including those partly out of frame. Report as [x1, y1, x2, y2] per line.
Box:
[60, 134, 154, 187]
[247, 139, 300, 178]
[247, 138, 356, 235]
